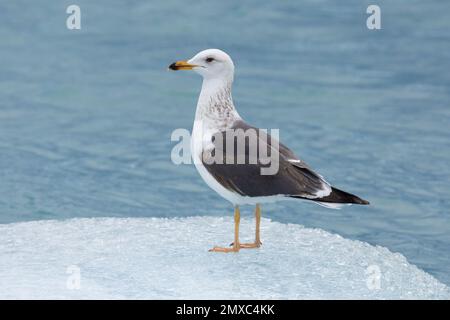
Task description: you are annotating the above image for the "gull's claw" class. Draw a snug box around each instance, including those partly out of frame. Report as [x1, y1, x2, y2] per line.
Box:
[228, 241, 262, 249]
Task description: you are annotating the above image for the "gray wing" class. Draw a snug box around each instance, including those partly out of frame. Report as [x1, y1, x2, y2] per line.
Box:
[202, 120, 331, 199]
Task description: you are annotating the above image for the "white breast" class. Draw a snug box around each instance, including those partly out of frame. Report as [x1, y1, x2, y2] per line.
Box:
[191, 121, 243, 205]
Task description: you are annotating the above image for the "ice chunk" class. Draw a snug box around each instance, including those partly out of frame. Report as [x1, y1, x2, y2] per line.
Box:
[0, 217, 448, 299]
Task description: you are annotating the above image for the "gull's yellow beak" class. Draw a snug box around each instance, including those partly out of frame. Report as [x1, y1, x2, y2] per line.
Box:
[168, 60, 197, 71]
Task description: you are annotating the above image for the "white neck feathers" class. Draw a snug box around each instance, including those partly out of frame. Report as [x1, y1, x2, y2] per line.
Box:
[195, 77, 240, 128]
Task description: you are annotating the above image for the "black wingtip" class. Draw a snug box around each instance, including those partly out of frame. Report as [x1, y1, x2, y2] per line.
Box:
[353, 198, 370, 205]
[360, 199, 370, 205]
[328, 187, 370, 205]
[294, 187, 370, 205]
[326, 187, 370, 205]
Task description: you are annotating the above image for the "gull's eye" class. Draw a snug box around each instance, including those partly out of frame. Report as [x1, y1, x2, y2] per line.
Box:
[205, 57, 214, 63]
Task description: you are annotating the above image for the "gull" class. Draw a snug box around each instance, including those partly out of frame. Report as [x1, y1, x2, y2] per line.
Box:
[169, 49, 369, 252]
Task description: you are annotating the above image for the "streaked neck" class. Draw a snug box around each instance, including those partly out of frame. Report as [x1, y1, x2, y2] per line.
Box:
[195, 77, 240, 126]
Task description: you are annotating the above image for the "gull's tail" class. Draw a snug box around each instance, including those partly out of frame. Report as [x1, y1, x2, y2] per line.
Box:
[316, 187, 370, 205]
[291, 187, 370, 205]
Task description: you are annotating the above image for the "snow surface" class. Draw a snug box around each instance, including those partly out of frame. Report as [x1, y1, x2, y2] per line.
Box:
[0, 217, 448, 299]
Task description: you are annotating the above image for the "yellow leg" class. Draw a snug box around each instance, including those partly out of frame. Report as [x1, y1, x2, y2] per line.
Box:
[239, 204, 262, 249]
[209, 205, 241, 253]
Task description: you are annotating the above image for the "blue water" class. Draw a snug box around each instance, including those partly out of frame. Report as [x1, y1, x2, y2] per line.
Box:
[1, 1, 449, 286]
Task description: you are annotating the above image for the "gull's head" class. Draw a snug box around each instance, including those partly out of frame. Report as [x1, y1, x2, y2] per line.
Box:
[169, 49, 234, 81]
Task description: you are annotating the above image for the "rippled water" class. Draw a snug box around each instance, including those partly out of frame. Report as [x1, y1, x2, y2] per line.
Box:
[1, 1, 449, 285]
